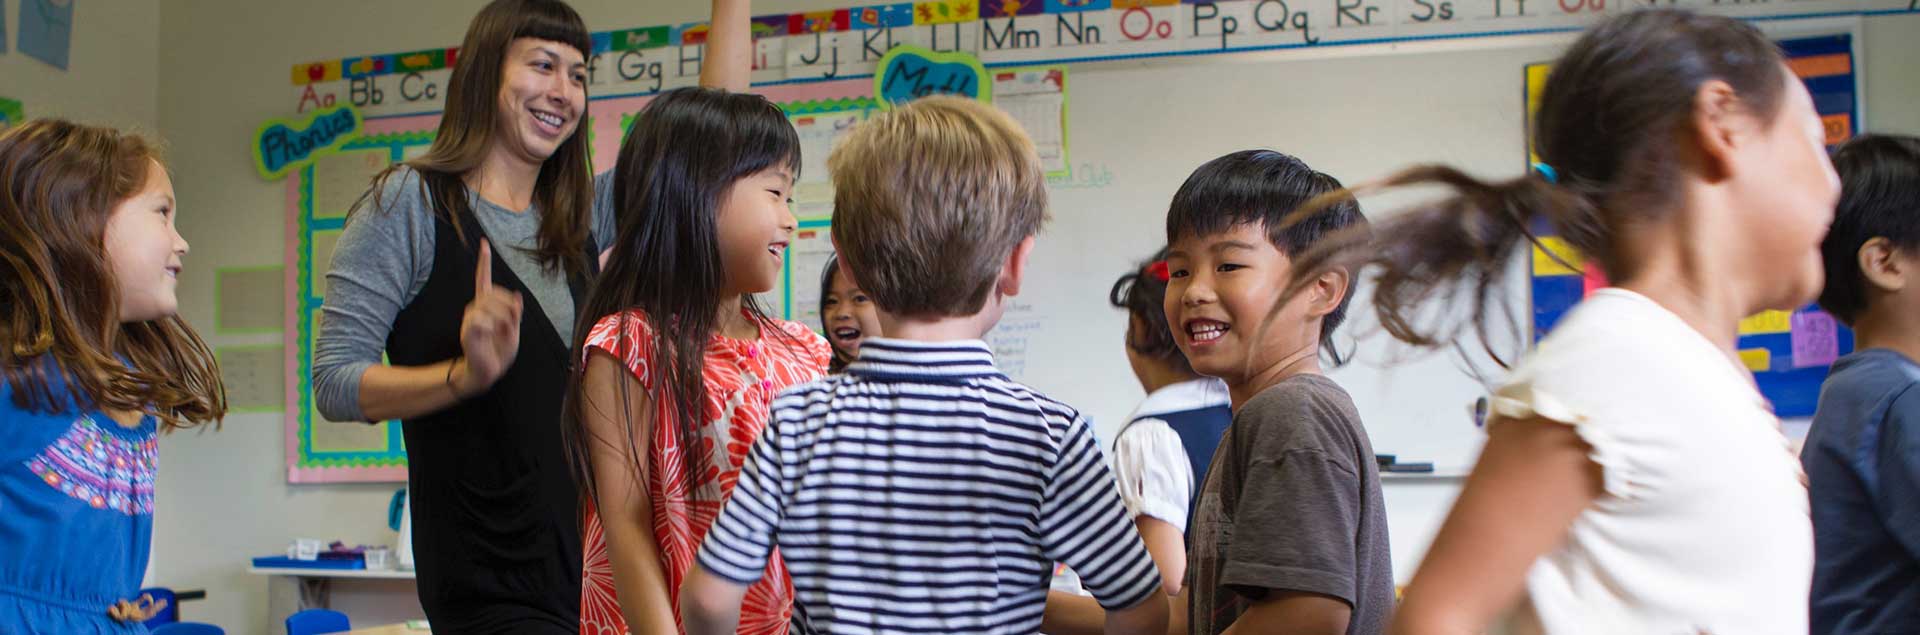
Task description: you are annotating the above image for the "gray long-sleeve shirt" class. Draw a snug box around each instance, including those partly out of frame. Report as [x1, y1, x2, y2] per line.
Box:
[311, 168, 615, 422]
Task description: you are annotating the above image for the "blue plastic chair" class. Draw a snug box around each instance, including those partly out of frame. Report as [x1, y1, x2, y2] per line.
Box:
[137, 586, 179, 627]
[284, 608, 352, 635]
[151, 623, 223, 635]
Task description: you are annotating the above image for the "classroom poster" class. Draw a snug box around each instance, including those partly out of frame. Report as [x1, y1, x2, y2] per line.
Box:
[17, 0, 72, 70]
[1524, 34, 1859, 418]
[992, 66, 1070, 177]
[283, 80, 875, 482]
[284, 116, 422, 483]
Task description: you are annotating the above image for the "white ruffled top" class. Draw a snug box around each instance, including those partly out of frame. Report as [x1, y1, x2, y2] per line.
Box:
[1491, 288, 1810, 635]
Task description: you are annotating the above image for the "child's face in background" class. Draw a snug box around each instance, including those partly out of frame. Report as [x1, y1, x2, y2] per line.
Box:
[717, 165, 798, 296]
[104, 160, 187, 323]
[1165, 223, 1322, 386]
[492, 38, 586, 165]
[823, 266, 882, 357]
[1724, 67, 1841, 312]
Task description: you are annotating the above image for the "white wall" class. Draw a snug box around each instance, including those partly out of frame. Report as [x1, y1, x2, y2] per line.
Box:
[1, 1, 157, 130]
[134, 3, 1920, 634]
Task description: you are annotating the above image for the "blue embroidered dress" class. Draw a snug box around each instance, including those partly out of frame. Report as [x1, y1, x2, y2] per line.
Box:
[0, 371, 156, 634]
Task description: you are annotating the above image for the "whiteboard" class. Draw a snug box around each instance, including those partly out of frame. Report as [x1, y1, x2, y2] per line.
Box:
[1008, 37, 1576, 471]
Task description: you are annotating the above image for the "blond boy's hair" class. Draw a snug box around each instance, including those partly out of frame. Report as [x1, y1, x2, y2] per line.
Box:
[828, 95, 1049, 318]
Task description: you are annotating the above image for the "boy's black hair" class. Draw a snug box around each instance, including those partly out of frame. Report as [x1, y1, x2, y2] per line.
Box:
[1165, 149, 1368, 363]
[1819, 134, 1920, 326]
[1110, 246, 1193, 376]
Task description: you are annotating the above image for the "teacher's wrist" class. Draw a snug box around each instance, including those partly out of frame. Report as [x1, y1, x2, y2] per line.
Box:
[446, 357, 476, 400]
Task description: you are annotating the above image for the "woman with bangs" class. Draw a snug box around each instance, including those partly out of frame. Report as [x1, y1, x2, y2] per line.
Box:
[312, 0, 604, 631]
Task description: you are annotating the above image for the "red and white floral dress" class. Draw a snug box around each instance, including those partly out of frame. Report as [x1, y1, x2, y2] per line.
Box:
[578, 309, 830, 635]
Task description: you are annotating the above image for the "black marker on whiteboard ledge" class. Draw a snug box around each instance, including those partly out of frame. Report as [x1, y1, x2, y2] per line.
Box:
[1375, 454, 1434, 473]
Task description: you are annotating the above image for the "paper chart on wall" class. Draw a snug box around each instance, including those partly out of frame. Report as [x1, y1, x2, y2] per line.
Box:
[216, 266, 285, 333]
[987, 300, 1045, 381]
[992, 66, 1069, 177]
[311, 149, 392, 220]
[219, 346, 287, 413]
[792, 109, 865, 187]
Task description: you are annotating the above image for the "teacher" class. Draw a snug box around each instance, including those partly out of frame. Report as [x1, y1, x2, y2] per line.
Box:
[311, 0, 605, 632]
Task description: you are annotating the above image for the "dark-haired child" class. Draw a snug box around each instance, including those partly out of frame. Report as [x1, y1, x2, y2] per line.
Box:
[818, 255, 882, 373]
[1042, 249, 1235, 635]
[1162, 150, 1391, 635]
[565, 3, 835, 633]
[1805, 133, 1920, 635]
[1111, 247, 1233, 594]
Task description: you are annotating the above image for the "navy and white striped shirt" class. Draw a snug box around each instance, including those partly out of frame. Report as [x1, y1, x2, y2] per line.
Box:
[696, 338, 1161, 634]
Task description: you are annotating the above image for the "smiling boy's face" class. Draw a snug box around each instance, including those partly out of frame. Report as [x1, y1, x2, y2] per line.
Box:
[1164, 223, 1324, 387]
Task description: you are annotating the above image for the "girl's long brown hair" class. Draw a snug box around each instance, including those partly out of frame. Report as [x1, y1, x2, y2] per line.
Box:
[351, 0, 594, 281]
[1263, 10, 1787, 369]
[0, 119, 226, 431]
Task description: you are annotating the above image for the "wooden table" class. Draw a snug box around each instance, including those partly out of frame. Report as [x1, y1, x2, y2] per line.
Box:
[344, 623, 431, 635]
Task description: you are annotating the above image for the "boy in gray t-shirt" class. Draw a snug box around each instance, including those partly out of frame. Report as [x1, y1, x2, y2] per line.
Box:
[1159, 150, 1392, 635]
[1186, 375, 1393, 635]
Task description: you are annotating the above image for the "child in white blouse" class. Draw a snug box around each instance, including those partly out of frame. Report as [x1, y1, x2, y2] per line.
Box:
[1043, 248, 1233, 633]
[1109, 248, 1233, 592]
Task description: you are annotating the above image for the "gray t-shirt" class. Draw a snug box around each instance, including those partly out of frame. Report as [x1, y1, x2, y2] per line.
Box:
[1186, 374, 1394, 635]
[310, 167, 616, 422]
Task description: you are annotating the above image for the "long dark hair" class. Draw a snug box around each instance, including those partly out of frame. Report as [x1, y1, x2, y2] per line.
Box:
[1267, 10, 1787, 368]
[351, 0, 594, 281]
[0, 119, 226, 431]
[565, 87, 803, 498]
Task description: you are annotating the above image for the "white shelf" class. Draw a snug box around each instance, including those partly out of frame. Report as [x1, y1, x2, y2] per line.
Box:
[248, 566, 417, 580]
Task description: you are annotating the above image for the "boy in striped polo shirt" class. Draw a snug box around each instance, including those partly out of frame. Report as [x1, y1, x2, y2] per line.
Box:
[679, 95, 1167, 635]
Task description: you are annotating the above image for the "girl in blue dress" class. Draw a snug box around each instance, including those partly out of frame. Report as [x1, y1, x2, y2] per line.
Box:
[0, 119, 227, 634]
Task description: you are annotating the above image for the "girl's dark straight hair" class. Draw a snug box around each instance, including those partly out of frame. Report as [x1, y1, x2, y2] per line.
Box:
[564, 87, 803, 504]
